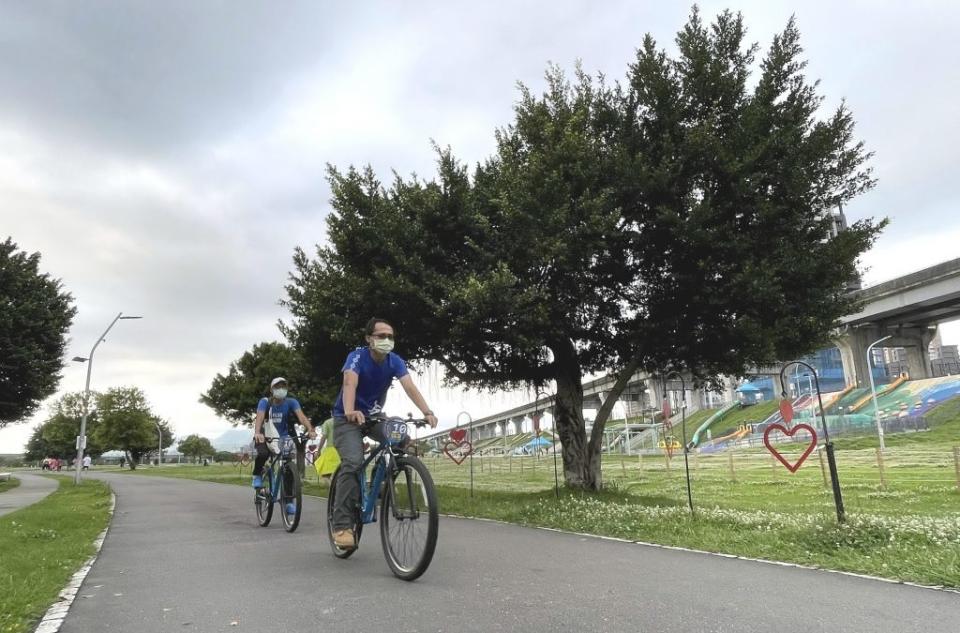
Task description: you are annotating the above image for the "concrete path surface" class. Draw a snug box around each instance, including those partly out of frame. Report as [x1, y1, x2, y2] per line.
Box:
[56, 472, 960, 633]
[0, 472, 58, 518]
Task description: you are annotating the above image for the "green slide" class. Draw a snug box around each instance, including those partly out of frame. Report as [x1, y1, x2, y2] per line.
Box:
[687, 401, 739, 449]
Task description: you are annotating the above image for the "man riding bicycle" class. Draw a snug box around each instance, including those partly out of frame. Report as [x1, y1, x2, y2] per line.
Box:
[330, 318, 438, 549]
[253, 377, 317, 502]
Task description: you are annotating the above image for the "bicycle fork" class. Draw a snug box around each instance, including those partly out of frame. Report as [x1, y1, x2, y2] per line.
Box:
[360, 460, 389, 524]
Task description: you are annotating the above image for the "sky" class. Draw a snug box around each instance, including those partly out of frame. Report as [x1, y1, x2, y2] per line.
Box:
[2, 1, 959, 453]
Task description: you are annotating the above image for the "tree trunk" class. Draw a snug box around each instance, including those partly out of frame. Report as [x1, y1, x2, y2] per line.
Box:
[587, 357, 642, 457]
[550, 338, 600, 490]
[550, 343, 643, 491]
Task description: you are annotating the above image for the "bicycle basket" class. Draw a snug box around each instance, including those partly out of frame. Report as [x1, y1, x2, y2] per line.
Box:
[384, 419, 408, 446]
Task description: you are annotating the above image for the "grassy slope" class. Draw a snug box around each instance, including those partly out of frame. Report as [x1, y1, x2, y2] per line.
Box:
[0, 477, 21, 493]
[0, 478, 112, 633]
[833, 396, 960, 450]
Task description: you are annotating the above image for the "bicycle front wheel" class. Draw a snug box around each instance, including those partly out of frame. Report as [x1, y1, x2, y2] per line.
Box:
[255, 469, 273, 527]
[380, 456, 438, 581]
[280, 463, 302, 532]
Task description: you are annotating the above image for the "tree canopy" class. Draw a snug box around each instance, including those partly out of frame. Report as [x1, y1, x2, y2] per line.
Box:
[93, 386, 173, 469]
[200, 341, 340, 425]
[178, 434, 215, 463]
[283, 9, 883, 489]
[0, 237, 77, 426]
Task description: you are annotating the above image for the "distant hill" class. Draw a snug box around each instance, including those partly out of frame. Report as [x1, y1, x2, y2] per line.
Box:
[212, 428, 253, 452]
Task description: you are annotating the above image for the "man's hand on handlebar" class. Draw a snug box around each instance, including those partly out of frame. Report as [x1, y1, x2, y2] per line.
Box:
[254, 432, 265, 444]
[425, 414, 438, 428]
[346, 410, 366, 425]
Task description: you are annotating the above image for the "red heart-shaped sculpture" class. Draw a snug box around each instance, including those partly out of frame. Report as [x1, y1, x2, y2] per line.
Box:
[443, 439, 473, 465]
[449, 428, 467, 443]
[763, 423, 818, 473]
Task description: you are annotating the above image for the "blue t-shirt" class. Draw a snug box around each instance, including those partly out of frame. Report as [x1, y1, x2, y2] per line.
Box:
[257, 397, 302, 437]
[333, 347, 409, 416]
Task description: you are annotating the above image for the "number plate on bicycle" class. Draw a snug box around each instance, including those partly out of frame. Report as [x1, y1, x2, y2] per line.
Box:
[385, 420, 408, 446]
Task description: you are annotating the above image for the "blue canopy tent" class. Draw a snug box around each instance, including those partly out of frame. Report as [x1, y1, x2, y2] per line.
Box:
[524, 436, 553, 449]
[735, 381, 764, 405]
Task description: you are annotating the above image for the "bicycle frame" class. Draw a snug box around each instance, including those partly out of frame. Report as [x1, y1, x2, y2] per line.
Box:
[355, 418, 414, 524]
[262, 436, 299, 502]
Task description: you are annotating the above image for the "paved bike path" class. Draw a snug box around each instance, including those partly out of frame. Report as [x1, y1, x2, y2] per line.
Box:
[60, 473, 959, 632]
[0, 472, 58, 518]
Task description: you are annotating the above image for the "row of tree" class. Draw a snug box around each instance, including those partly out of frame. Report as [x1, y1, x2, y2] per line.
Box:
[25, 387, 175, 469]
[25, 386, 231, 468]
[203, 10, 883, 490]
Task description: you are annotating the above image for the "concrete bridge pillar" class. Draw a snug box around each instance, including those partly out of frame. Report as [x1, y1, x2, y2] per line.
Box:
[901, 327, 936, 380]
[836, 325, 938, 386]
[835, 327, 876, 389]
[771, 372, 787, 399]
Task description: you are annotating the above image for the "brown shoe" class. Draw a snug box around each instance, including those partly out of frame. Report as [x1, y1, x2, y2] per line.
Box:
[333, 529, 355, 549]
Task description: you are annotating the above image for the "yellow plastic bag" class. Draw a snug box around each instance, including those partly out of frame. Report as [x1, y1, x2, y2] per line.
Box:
[314, 445, 341, 477]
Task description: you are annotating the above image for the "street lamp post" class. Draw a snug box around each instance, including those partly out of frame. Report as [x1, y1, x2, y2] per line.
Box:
[72, 312, 142, 484]
[663, 371, 693, 513]
[155, 420, 163, 467]
[867, 335, 893, 451]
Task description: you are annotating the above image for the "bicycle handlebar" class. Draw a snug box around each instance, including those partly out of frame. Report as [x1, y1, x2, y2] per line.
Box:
[368, 414, 432, 429]
[263, 432, 311, 444]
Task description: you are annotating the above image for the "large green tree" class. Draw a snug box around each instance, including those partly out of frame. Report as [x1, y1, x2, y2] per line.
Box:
[23, 426, 51, 463]
[40, 392, 103, 459]
[178, 434, 215, 463]
[93, 387, 173, 469]
[0, 237, 77, 426]
[285, 10, 883, 489]
[200, 341, 341, 425]
[25, 392, 100, 461]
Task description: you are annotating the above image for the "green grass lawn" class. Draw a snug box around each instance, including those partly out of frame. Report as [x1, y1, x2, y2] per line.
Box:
[0, 477, 20, 493]
[0, 477, 112, 633]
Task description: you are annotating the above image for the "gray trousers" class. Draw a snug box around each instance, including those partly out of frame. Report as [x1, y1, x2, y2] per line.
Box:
[331, 416, 389, 530]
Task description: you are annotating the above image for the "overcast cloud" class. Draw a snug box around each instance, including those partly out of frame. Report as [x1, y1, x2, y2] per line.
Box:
[2, 1, 959, 452]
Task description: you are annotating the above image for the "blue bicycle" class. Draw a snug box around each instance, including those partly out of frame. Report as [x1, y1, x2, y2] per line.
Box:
[255, 434, 305, 532]
[326, 416, 438, 581]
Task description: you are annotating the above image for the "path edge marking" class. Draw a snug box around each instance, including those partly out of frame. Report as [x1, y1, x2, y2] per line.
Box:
[33, 490, 117, 633]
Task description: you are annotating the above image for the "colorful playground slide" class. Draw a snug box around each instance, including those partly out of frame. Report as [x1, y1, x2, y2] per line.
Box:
[711, 425, 751, 444]
[866, 375, 960, 418]
[688, 402, 738, 449]
[849, 374, 908, 412]
[822, 383, 856, 414]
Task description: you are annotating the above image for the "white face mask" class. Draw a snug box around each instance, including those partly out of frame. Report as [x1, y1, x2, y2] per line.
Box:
[272, 388, 287, 399]
[371, 338, 394, 354]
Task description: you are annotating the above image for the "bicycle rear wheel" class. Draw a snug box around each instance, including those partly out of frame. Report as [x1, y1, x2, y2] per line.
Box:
[255, 468, 273, 527]
[280, 463, 302, 532]
[327, 466, 362, 558]
[380, 456, 438, 581]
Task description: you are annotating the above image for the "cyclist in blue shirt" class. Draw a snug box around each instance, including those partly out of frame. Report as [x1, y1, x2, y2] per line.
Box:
[330, 318, 438, 549]
[252, 377, 317, 496]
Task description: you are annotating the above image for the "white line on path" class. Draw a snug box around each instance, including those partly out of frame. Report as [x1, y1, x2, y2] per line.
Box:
[33, 492, 116, 633]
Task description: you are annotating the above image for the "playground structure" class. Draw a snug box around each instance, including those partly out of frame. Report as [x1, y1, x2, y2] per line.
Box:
[409, 373, 960, 461]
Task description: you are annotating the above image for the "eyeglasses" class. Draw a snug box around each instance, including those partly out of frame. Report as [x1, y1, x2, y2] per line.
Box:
[371, 333, 395, 340]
